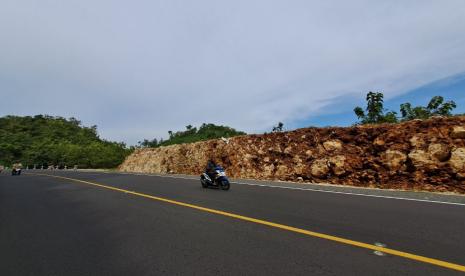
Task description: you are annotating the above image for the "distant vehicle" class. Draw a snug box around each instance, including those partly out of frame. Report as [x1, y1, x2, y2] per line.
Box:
[200, 165, 230, 190]
[12, 163, 22, 176]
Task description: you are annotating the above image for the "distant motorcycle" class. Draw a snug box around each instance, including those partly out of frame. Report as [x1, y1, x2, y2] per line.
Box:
[200, 165, 230, 190]
[11, 163, 22, 176]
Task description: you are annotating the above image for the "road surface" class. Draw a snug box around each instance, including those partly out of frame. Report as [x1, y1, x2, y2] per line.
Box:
[1, 171, 464, 275]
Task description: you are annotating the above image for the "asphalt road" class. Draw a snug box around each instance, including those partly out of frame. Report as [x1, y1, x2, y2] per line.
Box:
[1, 171, 464, 275]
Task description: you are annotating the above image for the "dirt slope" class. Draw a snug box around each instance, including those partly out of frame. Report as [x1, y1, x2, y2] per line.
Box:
[119, 116, 465, 193]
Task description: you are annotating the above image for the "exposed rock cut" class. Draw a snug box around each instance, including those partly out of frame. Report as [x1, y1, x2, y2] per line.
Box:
[120, 116, 465, 193]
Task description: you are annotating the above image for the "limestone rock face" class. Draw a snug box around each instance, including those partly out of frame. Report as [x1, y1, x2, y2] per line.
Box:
[382, 150, 407, 171]
[451, 126, 465, 139]
[323, 140, 343, 152]
[449, 148, 465, 173]
[119, 116, 465, 193]
[311, 159, 329, 177]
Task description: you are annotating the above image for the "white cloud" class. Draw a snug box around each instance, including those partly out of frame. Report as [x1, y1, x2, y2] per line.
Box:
[1, 0, 465, 144]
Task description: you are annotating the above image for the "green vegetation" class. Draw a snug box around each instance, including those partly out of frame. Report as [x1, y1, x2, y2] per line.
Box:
[400, 96, 456, 121]
[139, 123, 246, 148]
[0, 115, 132, 168]
[354, 92, 458, 124]
[354, 91, 398, 124]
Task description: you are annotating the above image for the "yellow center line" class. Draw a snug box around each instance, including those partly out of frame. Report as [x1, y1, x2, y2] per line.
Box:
[33, 173, 465, 273]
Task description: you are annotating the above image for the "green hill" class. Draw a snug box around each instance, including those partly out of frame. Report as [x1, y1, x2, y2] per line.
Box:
[0, 115, 131, 168]
[139, 123, 246, 147]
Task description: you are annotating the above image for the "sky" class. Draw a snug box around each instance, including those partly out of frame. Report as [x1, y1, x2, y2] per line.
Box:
[1, 0, 465, 145]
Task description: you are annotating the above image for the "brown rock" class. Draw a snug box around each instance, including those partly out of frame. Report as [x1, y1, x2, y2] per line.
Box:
[294, 164, 306, 175]
[451, 126, 465, 139]
[119, 116, 465, 194]
[373, 137, 385, 146]
[382, 150, 407, 171]
[275, 165, 288, 177]
[293, 155, 303, 164]
[329, 155, 346, 176]
[311, 159, 329, 177]
[449, 148, 465, 173]
[409, 135, 425, 148]
[263, 164, 275, 177]
[408, 150, 434, 167]
[428, 144, 450, 162]
[323, 140, 342, 152]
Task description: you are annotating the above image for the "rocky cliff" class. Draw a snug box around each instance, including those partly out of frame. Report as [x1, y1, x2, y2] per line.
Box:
[119, 116, 465, 193]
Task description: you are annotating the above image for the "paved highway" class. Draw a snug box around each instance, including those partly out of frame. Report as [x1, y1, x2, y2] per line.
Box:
[1, 171, 464, 275]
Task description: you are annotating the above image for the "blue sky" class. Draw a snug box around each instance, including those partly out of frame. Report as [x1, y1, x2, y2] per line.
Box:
[296, 72, 465, 129]
[1, 1, 465, 145]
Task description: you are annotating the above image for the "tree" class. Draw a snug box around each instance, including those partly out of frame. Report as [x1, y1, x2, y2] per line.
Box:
[400, 96, 457, 121]
[272, 122, 284, 132]
[354, 91, 398, 124]
[138, 138, 158, 148]
[0, 115, 132, 168]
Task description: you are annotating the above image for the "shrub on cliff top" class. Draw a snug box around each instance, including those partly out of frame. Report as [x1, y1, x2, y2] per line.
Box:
[354, 92, 458, 125]
[354, 92, 398, 124]
[400, 96, 457, 121]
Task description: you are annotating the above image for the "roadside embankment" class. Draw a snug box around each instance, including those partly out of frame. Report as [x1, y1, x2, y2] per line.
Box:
[119, 116, 465, 193]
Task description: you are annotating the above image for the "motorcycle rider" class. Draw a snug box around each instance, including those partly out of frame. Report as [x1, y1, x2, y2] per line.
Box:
[205, 159, 218, 181]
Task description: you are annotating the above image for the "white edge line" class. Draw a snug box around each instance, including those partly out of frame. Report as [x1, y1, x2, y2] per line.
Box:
[42, 170, 465, 206]
[230, 181, 465, 206]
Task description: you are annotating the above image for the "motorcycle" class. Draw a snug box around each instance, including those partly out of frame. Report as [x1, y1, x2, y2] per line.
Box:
[200, 165, 230, 190]
[11, 163, 22, 176]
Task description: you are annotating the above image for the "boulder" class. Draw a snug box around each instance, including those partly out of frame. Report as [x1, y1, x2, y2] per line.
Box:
[329, 155, 346, 176]
[408, 150, 434, 167]
[428, 144, 450, 162]
[323, 140, 342, 152]
[449, 148, 465, 173]
[311, 159, 329, 177]
[450, 126, 465, 139]
[382, 150, 407, 171]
